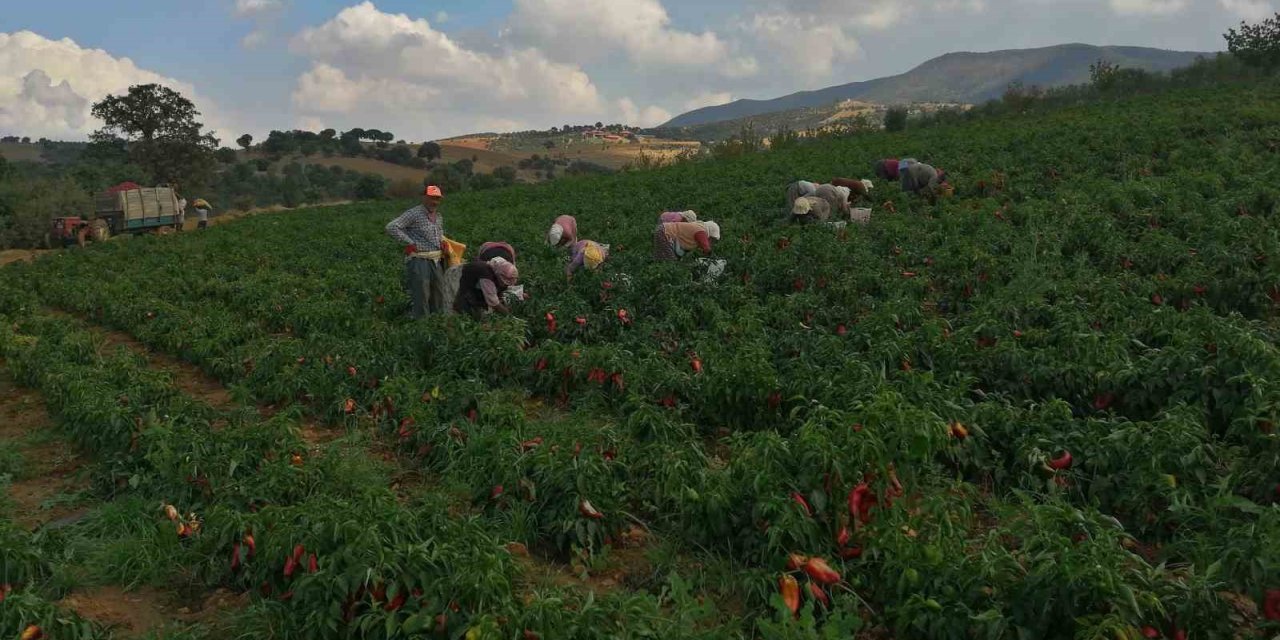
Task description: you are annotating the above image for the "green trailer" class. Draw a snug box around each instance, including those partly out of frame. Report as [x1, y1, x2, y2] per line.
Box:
[94, 187, 181, 235]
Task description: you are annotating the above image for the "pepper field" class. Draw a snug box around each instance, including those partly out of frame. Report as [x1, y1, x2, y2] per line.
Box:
[4, 83, 1280, 639]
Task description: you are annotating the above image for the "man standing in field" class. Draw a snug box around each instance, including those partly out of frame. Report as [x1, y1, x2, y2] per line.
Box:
[386, 185, 449, 318]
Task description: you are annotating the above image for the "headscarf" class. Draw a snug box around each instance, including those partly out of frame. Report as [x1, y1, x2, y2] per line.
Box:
[699, 221, 721, 241]
[833, 186, 851, 203]
[488, 257, 519, 286]
[679, 210, 698, 222]
[792, 198, 813, 216]
[796, 181, 817, 196]
[861, 179, 874, 192]
[583, 242, 605, 270]
[547, 224, 564, 246]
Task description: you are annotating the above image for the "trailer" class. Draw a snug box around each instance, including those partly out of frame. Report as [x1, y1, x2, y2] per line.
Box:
[94, 186, 181, 235]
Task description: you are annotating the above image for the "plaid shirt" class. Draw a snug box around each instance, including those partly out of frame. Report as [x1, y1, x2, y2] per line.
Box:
[385, 205, 444, 252]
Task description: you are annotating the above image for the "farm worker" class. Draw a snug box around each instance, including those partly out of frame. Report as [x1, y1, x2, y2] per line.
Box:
[386, 185, 450, 318]
[830, 177, 873, 204]
[565, 240, 609, 278]
[176, 194, 187, 231]
[652, 221, 720, 261]
[454, 256, 520, 318]
[786, 180, 818, 207]
[192, 199, 211, 230]
[546, 215, 578, 248]
[658, 210, 698, 223]
[477, 241, 516, 263]
[815, 184, 852, 219]
[900, 162, 945, 195]
[791, 196, 831, 223]
[872, 158, 918, 181]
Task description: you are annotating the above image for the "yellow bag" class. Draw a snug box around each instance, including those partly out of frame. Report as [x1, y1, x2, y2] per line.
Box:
[443, 237, 466, 268]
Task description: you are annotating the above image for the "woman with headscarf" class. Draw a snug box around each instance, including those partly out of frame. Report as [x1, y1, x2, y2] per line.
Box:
[546, 215, 578, 248]
[786, 180, 818, 208]
[815, 184, 852, 219]
[791, 196, 831, 224]
[658, 210, 698, 223]
[830, 177, 873, 204]
[477, 241, 516, 263]
[653, 220, 721, 261]
[454, 256, 520, 318]
[872, 158, 918, 181]
[565, 240, 609, 279]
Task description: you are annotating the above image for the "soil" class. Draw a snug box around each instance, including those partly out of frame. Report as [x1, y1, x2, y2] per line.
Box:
[58, 585, 248, 638]
[0, 249, 48, 266]
[0, 365, 88, 529]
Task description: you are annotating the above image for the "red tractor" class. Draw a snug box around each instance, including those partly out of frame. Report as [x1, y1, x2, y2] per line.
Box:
[47, 216, 109, 248]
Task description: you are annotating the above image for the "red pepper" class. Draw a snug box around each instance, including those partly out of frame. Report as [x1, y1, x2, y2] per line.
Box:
[790, 492, 812, 517]
[836, 526, 851, 547]
[610, 372, 624, 391]
[786, 553, 808, 571]
[802, 557, 841, 585]
[307, 553, 318, 573]
[343, 398, 356, 414]
[1141, 627, 1160, 639]
[466, 408, 478, 423]
[292, 544, 305, 563]
[617, 309, 631, 325]
[1048, 451, 1073, 470]
[283, 556, 297, 578]
[230, 542, 241, 572]
[807, 582, 830, 609]
[1093, 393, 1115, 410]
[836, 324, 847, 336]
[384, 591, 406, 612]
[534, 358, 548, 372]
[243, 533, 256, 558]
[690, 356, 703, 374]
[545, 312, 557, 334]
[520, 437, 543, 452]
[579, 499, 604, 519]
[839, 545, 863, 560]
[346, 366, 357, 377]
[1265, 589, 1280, 621]
[1151, 293, 1164, 306]
[575, 316, 587, 326]
[491, 485, 504, 500]
[778, 574, 800, 617]
[848, 482, 875, 525]
[523, 631, 541, 640]
[279, 590, 294, 602]
[20, 626, 42, 640]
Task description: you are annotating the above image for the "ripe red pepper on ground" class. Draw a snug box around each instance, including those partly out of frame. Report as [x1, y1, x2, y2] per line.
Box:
[307, 553, 318, 573]
[803, 557, 841, 585]
[1264, 589, 1280, 621]
[1048, 451, 1073, 470]
[778, 574, 800, 616]
[807, 582, 830, 608]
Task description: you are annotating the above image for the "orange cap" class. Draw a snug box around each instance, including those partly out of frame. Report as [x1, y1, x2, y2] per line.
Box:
[424, 185, 443, 198]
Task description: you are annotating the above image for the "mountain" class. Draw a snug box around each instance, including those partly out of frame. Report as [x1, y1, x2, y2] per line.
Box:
[661, 44, 1211, 129]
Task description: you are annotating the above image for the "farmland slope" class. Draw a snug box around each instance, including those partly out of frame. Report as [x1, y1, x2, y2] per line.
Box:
[3, 81, 1280, 639]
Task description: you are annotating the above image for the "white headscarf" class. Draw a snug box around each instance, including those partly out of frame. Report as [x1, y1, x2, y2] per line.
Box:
[833, 186, 851, 202]
[680, 210, 698, 222]
[796, 180, 817, 196]
[792, 198, 813, 215]
[861, 179, 874, 191]
[547, 224, 564, 246]
[699, 221, 721, 241]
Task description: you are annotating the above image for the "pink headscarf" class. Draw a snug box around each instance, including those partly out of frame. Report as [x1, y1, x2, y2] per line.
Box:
[488, 257, 519, 286]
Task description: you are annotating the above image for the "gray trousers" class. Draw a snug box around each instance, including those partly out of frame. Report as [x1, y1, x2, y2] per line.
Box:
[404, 257, 446, 318]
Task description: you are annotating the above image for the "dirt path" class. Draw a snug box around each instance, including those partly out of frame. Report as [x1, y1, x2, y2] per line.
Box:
[0, 249, 50, 266]
[0, 364, 89, 529]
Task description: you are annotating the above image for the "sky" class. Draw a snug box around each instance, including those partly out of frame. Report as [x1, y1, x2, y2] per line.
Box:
[0, 0, 1269, 144]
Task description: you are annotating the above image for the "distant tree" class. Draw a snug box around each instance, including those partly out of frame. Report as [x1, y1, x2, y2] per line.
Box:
[319, 128, 337, 140]
[594, 122, 603, 129]
[353, 174, 387, 200]
[237, 133, 253, 150]
[339, 133, 363, 156]
[345, 128, 366, 140]
[90, 83, 218, 188]
[262, 130, 298, 155]
[418, 141, 442, 160]
[884, 107, 908, 132]
[254, 158, 270, 172]
[1089, 59, 1123, 89]
[216, 147, 239, 164]
[1225, 12, 1280, 69]
[492, 166, 517, 184]
[20, 137, 30, 144]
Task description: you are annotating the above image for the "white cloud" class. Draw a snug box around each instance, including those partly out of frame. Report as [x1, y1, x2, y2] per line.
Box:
[616, 98, 672, 127]
[241, 29, 268, 49]
[744, 13, 863, 78]
[683, 91, 733, 111]
[234, 0, 284, 17]
[435, 10, 449, 23]
[507, 0, 757, 76]
[288, 2, 669, 137]
[1219, 0, 1275, 20]
[0, 31, 231, 141]
[1108, 0, 1188, 14]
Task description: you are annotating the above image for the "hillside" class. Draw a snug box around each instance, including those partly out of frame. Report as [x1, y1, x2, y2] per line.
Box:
[3, 79, 1280, 639]
[663, 43, 1210, 128]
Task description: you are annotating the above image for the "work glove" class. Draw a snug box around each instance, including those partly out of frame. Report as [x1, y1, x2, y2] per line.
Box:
[404, 244, 418, 256]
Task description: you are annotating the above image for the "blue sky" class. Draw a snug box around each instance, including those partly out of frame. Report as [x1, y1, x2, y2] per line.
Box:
[0, 0, 1263, 143]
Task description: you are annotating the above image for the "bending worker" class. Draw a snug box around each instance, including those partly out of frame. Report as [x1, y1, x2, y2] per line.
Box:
[786, 180, 818, 208]
[386, 185, 450, 318]
[653, 220, 721, 261]
[566, 240, 609, 279]
[547, 214, 578, 248]
[659, 210, 698, 223]
[478, 241, 516, 263]
[454, 256, 519, 318]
